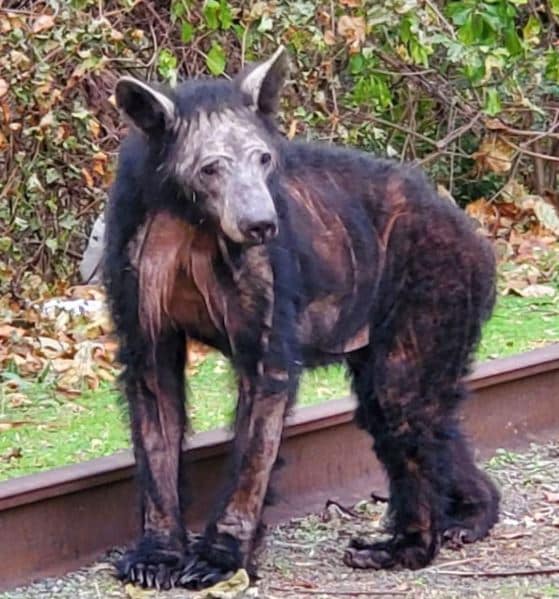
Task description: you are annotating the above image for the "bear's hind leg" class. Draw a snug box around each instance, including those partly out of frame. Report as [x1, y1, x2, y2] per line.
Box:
[442, 428, 500, 548]
[345, 345, 453, 570]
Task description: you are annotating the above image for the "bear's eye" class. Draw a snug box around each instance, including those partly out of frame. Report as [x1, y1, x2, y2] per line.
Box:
[201, 162, 218, 176]
[260, 152, 272, 166]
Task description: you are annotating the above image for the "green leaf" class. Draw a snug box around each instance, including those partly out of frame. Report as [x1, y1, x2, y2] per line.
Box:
[0, 237, 12, 252]
[181, 21, 194, 43]
[481, 12, 501, 32]
[206, 43, 226, 76]
[45, 168, 61, 184]
[551, 0, 559, 15]
[484, 88, 502, 116]
[170, 0, 186, 23]
[157, 48, 178, 84]
[58, 214, 78, 230]
[218, 0, 233, 29]
[26, 173, 44, 193]
[522, 15, 541, 45]
[446, 41, 467, 63]
[477, 13, 497, 43]
[483, 53, 505, 81]
[257, 14, 273, 32]
[446, 2, 472, 26]
[458, 13, 476, 44]
[349, 53, 365, 74]
[71, 108, 91, 121]
[203, 0, 220, 30]
[410, 39, 432, 67]
[463, 53, 485, 84]
[544, 49, 559, 83]
[45, 238, 58, 252]
[504, 27, 522, 56]
[351, 74, 392, 111]
[400, 16, 412, 43]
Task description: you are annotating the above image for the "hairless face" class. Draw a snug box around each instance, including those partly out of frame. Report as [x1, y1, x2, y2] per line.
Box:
[115, 47, 289, 245]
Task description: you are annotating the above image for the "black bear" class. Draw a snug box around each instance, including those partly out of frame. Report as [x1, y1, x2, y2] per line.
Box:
[104, 47, 499, 590]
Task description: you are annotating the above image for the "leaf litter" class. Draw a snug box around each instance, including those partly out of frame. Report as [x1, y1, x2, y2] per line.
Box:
[2, 441, 558, 599]
[0, 284, 211, 412]
[465, 180, 559, 298]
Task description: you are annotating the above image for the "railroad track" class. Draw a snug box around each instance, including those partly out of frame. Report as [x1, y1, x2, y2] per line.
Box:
[1, 345, 558, 591]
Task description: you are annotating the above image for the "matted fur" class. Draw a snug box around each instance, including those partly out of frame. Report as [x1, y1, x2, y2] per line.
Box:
[104, 49, 499, 591]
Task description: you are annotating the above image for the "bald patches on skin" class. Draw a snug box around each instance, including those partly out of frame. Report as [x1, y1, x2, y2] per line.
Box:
[173, 108, 273, 178]
[374, 177, 410, 261]
[170, 106, 279, 243]
[129, 212, 224, 342]
[286, 178, 353, 283]
[130, 216, 184, 340]
[285, 177, 370, 353]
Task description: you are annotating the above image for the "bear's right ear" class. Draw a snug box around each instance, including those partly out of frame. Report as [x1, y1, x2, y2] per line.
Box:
[115, 77, 176, 136]
[236, 46, 289, 115]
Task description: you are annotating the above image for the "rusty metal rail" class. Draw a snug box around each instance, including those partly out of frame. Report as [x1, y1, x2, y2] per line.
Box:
[1, 345, 558, 590]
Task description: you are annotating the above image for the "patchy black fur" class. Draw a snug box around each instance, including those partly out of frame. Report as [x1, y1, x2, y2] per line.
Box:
[104, 56, 499, 590]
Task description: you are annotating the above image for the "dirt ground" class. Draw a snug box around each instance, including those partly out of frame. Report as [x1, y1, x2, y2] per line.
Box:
[2, 441, 558, 599]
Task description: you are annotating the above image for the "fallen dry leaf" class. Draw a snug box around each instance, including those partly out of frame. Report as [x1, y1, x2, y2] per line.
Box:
[0, 324, 24, 338]
[484, 117, 509, 131]
[7, 393, 30, 408]
[88, 118, 101, 138]
[10, 50, 31, 67]
[10, 352, 43, 375]
[35, 335, 71, 358]
[317, 10, 331, 26]
[544, 491, 559, 503]
[337, 15, 366, 52]
[109, 28, 124, 42]
[124, 583, 153, 598]
[0, 15, 12, 33]
[513, 283, 556, 298]
[92, 153, 107, 176]
[473, 136, 514, 174]
[287, 119, 298, 140]
[188, 340, 213, 365]
[50, 358, 76, 373]
[96, 368, 116, 382]
[194, 568, 250, 599]
[81, 167, 94, 188]
[324, 29, 337, 45]
[465, 198, 498, 228]
[0, 78, 8, 98]
[39, 112, 54, 129]
[1, 448, 22, 462]
[67, 285, 106, 300]
[32, 14, 55, 33]
[533, 199, 559, 235]
[0, 420, 35, 432]
[494, 531, 530, 540]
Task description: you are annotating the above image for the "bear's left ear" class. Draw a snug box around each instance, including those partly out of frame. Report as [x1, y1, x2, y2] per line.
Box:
[236, 46, 290, 115]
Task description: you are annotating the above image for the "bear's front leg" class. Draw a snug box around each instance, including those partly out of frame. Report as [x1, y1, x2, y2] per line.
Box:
[177, 367, 294, 588]
[116, 330, 190, 590]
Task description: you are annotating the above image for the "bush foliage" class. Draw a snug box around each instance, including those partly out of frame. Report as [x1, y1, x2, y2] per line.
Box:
[1, 0, 558, 293]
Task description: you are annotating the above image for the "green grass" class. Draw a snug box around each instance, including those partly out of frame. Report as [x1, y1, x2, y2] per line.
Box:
[1, 293, 557, 480]
[478, 294, 559, 359]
